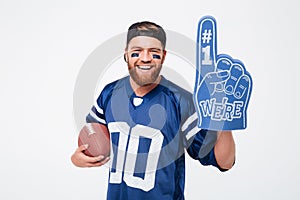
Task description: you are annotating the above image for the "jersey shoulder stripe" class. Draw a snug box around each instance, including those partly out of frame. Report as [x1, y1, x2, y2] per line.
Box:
[160, 78, 201, 142]
[86, 78, 123, 124]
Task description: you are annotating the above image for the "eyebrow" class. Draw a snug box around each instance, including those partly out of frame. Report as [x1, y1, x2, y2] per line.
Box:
[149, 48, 162, 52]
[129, 46, 162, 51]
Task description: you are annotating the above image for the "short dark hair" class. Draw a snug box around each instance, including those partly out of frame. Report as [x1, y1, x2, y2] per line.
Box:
[126, 21, 166, 49]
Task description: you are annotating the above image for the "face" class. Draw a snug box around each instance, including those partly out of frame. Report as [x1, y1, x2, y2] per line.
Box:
[125, 36, 166, 86]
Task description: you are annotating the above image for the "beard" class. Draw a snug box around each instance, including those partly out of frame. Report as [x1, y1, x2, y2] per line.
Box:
[128, 64, 162, 86]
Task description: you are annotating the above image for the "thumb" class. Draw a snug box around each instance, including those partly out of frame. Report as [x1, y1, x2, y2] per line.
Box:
[204, 70, 229, 84]
[77, 144, 89, 152]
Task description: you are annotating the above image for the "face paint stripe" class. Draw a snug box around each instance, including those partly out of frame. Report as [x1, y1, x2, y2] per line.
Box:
[130, 53, 161, 59]
[152, 54, 161, 59]
[131, 53, 139, 57]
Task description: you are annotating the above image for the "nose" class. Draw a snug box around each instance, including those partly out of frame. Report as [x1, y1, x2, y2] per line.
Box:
[140, 50, 152, 62]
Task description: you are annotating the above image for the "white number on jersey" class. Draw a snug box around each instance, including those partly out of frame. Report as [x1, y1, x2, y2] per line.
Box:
[108, 122, 164, 192]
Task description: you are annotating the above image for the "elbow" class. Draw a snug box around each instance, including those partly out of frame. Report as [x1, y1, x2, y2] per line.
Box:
[219, 161, 234, 171]
[217, 157, 235, 171]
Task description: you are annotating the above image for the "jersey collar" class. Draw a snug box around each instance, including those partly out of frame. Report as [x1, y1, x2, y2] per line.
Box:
[125, 75, 169, 101]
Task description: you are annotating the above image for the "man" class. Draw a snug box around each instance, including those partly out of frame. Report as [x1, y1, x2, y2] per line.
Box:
[71, 21, 235, 199]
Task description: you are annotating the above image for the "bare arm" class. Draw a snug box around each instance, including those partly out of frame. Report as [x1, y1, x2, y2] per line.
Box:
[214, 131, 235, 170]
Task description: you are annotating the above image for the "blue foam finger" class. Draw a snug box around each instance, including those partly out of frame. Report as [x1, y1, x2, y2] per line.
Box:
[193, 16, 253, 130]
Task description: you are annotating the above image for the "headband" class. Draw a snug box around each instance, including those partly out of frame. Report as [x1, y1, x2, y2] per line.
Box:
[126, 29, 166, 49]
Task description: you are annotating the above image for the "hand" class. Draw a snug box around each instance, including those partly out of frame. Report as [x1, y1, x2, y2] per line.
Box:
[193, 16, 252, 130]
[71, 144, 110, 168]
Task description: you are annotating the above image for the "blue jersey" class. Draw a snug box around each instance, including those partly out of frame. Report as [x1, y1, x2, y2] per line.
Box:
[86, 76, 224, 200]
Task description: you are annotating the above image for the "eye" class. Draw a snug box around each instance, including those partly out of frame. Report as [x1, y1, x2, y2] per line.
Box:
[152, 54, 161, 59]
[131, 53, 139, 57]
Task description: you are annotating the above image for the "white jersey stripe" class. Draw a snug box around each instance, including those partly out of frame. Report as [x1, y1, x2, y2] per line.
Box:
[90, 111, 106, 124]
[181, 112, 198, 132]
[94, 103, 104, 114]
[186, 126, 201, 141]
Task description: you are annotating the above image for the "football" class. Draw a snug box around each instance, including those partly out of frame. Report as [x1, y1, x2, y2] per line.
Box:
[78, 123, 110, 157]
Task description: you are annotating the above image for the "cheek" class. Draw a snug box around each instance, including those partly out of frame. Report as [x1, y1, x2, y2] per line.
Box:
[127, 58, 137, 69]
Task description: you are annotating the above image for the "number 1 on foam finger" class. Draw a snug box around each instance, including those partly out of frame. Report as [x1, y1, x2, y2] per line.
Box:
[202, 46, 212, 65]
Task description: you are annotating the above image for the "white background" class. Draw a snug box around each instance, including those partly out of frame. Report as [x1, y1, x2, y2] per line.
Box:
[0, 0, 299, 199]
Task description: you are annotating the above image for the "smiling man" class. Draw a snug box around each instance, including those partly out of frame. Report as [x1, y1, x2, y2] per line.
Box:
[125, 22, 167, 96]
[127, 36, 163, 85]
[71, 21, 235, 200]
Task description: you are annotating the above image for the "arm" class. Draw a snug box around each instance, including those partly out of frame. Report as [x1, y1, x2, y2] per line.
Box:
[214, 131, 235, 170]
[72, 84, 111, 168]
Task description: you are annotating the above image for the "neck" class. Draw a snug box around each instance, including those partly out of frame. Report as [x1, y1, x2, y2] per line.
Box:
[130, 76, 161, 97]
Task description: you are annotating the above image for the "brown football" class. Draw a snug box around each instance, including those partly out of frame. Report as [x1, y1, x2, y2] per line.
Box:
[78, 123, 110, 157]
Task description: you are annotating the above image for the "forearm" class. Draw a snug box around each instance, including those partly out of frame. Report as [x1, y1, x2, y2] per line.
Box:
[214, 131, 235, 170]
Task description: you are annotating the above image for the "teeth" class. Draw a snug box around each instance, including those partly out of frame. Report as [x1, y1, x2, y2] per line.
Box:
[137, 65, 151, 70]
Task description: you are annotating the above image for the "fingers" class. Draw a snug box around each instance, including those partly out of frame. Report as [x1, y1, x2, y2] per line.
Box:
[86, 156, 110, 167]
[72, 145, 110, 168]
[216, 55, 232, 71]
[84, 154, 105, 163]
[196, 16, 217, 86]
[217, 58, 251, 100]
[205, 55, 251, 99]
[87, 156, 110, 167]
[205, 71, 230, 84]
[233, 74, 251, 99]
[224, 64, 244, 95]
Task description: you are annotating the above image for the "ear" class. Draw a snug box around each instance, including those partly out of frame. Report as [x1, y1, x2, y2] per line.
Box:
[124, 48, 129, 63]
[124, 53, 128, 63]
[161, 50, 167, 64]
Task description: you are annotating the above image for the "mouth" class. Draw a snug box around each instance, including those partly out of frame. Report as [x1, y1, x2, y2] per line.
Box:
[137, 65, 153, 70]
